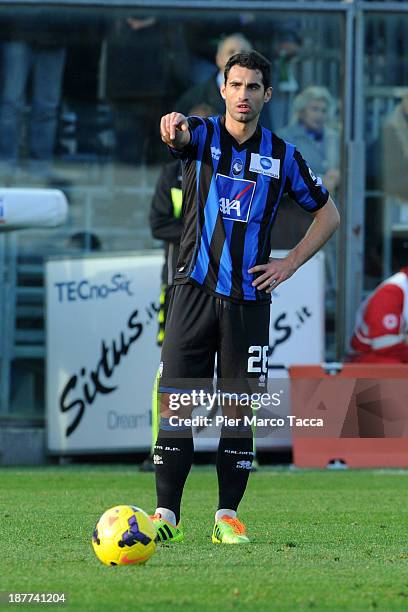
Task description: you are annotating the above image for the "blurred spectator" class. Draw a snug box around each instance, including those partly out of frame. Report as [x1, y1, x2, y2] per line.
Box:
[181, 16, 267, 86]
[350, 267, 408, 363]
[176, 33, 252, 116]
[378, 90, 408, 278]
[278, 86, 340, 192]
[268, 26, 302, 131]
[382, 90, 408, 205]
[0, 14, 67, 181]
[276, 86, 340, 296]
[106, 16, 190, 164]
[272, 86, 340, 245]
[363, 93, 408, 284]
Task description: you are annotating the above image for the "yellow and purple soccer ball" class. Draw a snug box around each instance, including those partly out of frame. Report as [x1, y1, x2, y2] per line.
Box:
[92, 505, 157, 566]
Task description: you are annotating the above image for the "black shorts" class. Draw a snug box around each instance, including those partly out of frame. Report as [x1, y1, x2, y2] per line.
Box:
[159, 283, 270, 393]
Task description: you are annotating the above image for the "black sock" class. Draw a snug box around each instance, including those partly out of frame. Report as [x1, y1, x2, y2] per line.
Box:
[154, 423, 194, 524]
[216, 426, 254, 511]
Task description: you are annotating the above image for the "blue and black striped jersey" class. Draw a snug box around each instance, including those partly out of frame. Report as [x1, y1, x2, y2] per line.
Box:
[171, 115, 329, 304]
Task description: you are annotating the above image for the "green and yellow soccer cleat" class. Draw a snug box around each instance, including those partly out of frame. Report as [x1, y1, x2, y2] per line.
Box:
[212, 515, 250, 544]
[150, 514, 184, 543]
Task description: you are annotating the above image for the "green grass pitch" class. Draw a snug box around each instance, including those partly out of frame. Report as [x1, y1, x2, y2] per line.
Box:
[0, 466, 408, 611]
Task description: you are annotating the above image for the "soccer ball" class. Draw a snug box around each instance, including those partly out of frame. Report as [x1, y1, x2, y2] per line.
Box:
[92, 505, 157, 566]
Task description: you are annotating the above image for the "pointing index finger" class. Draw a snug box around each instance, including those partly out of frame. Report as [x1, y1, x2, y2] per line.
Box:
[169, 116, 177, 140]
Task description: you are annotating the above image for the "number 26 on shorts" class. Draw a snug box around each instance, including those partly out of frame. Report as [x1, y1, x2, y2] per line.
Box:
[247, 345, 268, 374]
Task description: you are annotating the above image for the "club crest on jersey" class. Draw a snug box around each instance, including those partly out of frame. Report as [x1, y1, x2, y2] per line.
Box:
[249, 154, 280, 178]
[216, 173, 256, 223]
[232, 158, 244, 176]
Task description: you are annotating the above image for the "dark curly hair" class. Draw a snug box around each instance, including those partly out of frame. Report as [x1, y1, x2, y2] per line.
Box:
[224, 50, 271, 90]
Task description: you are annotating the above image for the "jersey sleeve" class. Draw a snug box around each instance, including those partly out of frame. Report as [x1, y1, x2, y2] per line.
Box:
[169, 115, 207, 161]
[285, 147, 330, 212]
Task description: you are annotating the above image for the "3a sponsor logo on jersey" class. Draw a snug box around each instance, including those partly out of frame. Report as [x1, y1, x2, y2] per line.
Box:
[219, 197, 241, 217]
[249, 154, 280, 178]
[216, 173, 256, 223]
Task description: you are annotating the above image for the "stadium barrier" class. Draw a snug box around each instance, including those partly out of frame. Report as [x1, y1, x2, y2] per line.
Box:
[289, 364, 408, 468]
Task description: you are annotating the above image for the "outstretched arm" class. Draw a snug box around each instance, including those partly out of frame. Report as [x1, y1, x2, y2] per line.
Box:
[160, 112, 191, 150]
[249, 196, 340, 293]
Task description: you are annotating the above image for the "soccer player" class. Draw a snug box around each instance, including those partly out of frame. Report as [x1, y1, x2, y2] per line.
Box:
[151, 51, 340, 544]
